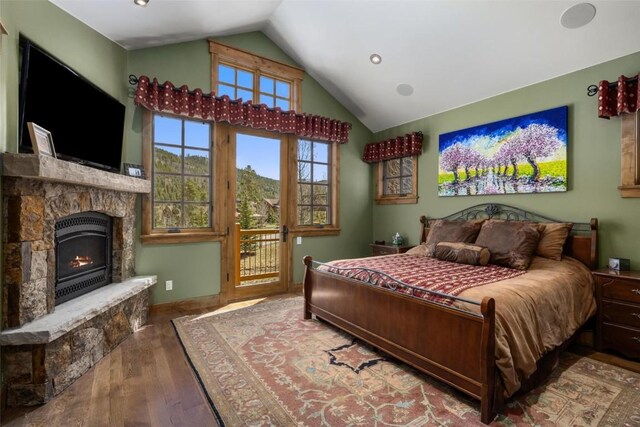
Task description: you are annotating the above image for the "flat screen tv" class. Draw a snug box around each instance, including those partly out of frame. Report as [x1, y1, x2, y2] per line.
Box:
[19, 37, 126, 173]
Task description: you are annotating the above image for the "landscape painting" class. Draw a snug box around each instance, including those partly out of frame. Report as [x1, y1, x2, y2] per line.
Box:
[438, 106, 568, 197]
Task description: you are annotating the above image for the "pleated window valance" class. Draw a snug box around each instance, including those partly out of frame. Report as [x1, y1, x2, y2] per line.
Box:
[598, 73, 639, 119]
[362, 132, 423, 163]
[134, 76, 351, 143]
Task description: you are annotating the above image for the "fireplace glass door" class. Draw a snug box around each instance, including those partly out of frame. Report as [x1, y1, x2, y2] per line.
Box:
[55, 212, 112, 304]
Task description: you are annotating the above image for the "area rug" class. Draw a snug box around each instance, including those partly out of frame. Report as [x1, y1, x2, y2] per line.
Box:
[172, 296, 640, 426]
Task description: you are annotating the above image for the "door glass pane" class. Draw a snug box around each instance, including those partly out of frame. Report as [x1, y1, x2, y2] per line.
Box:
[154, 145, 182, 174]
[298, 161, 311, 182]
[237, 69, 254, 89]
[185, 121, 210, 149]
[154, 115, 181, 145]
[218, 64, 235, 84]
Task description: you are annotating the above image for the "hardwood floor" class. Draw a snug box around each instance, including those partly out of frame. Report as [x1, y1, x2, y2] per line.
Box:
[1, 305, 221, 427]
[2, 298, 640, 426]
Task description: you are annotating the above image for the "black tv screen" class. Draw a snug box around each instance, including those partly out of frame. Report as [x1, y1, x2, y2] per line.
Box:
[19, 38, 125, 172]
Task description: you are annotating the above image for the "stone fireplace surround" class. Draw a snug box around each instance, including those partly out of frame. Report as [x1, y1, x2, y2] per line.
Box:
[1, 154, 156, 406]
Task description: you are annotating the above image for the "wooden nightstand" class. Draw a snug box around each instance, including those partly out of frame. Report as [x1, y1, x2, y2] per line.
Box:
[593, 268, 640, 359]
[370, 243, 414, 257]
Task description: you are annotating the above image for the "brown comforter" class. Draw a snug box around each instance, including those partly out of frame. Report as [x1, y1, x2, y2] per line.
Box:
[456, 255, 596, 396]
[324, 254, 596, 397]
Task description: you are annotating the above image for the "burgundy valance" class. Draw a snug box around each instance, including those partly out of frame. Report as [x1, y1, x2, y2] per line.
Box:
[134, 75, 351, 143]
[362, 132, 423, 163]
[598, 73, 639, 119]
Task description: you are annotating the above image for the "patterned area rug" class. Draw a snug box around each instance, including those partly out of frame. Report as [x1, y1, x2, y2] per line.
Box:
[172, 296, 640, 426]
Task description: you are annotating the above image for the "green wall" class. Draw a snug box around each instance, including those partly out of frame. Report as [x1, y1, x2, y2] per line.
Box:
[372, 51, 640, 268]
[127, 33, 373, 304]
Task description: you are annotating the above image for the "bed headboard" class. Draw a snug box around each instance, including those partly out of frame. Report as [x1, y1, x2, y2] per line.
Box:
[419, 203, 598, 270]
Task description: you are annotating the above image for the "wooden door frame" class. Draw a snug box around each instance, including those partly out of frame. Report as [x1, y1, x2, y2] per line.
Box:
[219, 124, 293, 304]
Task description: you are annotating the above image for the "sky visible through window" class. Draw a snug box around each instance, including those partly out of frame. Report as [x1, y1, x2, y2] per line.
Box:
[237, 134, 280, 180]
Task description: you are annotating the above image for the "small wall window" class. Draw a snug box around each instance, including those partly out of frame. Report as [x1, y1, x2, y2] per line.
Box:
[376, 156, 418, 204]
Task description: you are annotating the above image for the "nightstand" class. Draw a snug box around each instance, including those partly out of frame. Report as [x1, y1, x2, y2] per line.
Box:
[593, 268, 640, 359]
[370, 243, 414, 257]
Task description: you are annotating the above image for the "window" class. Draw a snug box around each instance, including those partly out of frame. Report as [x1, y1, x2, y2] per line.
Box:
[619, 111, 640, 197]
[376, 156, 418, 204]
[297, 139, 330, 225]
[141, 111, 219, 243]
[210, 41, 303, 111]
[290, 138, 339, 234]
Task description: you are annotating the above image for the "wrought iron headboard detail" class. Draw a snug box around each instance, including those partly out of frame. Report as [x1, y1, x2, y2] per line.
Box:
[419, 203, 598, 269]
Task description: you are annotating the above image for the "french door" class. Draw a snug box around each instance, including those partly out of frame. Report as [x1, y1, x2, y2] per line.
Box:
[222, 126, 290, 302]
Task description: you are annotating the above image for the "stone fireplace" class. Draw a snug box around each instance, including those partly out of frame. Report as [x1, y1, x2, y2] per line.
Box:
[1, 154, 156, 406]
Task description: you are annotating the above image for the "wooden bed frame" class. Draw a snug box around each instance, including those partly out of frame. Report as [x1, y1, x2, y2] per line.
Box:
[302, 203, 598, 424]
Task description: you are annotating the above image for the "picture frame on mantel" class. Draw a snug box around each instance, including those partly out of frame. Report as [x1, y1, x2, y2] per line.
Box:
[123, 163, 145, 179]
[27, 122, 57, 158]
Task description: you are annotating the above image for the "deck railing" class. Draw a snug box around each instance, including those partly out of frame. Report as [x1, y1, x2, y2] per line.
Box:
[235, 223, 280, 285]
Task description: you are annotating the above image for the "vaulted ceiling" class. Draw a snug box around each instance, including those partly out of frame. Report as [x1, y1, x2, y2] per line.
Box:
[50, 0, 640, 132]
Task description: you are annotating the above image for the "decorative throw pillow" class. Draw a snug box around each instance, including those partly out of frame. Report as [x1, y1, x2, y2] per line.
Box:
[405, 243, 429, 256]
[434, 242, 491, 266]
[474, 220, 541, 270]
[536, 223, 573, 261]
[425, 219, 484, 257]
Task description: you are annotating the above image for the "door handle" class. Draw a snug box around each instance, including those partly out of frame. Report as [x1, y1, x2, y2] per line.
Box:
[282, 225, 288, 242]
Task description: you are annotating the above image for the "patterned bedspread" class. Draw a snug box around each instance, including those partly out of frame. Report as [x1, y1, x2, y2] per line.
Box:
[326, 254, 525, 305]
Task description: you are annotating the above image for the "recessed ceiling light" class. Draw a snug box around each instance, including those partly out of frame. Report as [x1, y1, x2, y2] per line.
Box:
[134, 0, 149, 6]
[396, 84, 414, 96]
[370, 54, 382, 65]
[560, 3, 596, 29]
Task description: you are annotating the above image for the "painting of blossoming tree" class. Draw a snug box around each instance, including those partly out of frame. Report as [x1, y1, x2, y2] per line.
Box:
[438, 106, 567, 196]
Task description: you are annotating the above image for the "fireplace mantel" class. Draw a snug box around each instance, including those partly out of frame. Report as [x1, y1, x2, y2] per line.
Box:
[2, 153, 150, 194]
[2, 157, 154, 406]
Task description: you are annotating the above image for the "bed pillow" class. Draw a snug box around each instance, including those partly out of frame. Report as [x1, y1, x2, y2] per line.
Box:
[536, 222, 573, 261]
[424, 219, 484, 257]
[405, 243, 429, 256]
[474, 220, 541, 270]
[434, 242, 491, 266]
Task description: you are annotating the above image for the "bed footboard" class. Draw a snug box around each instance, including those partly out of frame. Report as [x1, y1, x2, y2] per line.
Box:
[302, 255, 500, 424]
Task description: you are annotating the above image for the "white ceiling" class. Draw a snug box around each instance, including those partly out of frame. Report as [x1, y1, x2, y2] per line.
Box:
[49, 0, 640, 132]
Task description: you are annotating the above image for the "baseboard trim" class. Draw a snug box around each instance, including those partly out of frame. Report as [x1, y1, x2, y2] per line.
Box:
[150, 294, 221, 315]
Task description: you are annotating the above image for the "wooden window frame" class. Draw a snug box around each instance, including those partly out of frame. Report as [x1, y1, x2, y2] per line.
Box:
[210, 40, 303, 112]
[287, 138, 340, 237]
[141, 109, 226, 244]
[619, 111, 640, 197]
[375, 156, 418, 204]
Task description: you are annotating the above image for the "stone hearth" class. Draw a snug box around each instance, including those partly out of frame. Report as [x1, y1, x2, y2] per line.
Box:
[1, 154, 154, 406]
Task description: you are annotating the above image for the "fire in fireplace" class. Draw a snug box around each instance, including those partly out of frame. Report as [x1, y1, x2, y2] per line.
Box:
[55, 212, 113, 304]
